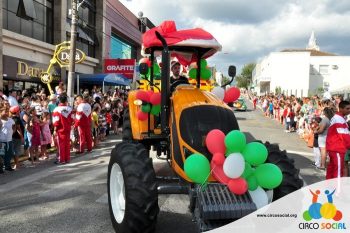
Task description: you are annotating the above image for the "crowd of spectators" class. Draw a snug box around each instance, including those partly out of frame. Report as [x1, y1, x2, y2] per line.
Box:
[0, 83, 129, 174]
[250, 92, 350, 179]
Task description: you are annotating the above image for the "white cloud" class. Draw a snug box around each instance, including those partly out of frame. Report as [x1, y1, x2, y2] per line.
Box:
[120, 0, 350, 73]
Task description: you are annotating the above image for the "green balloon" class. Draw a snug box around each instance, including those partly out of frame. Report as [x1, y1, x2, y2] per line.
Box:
[224, 130, 246, 154]
[141, 103, 151, 113]
[153, 63, 161, 80]
[242, 142, 268, 166]
[150, 105, 161, 115]
[184, 153, 211, 184]
[241, 162, 253, 179]
[200, 59, 207, 68]
[189, 68, 197, 79]
[303, 211, 312, 221]
[201, 69, 211, 80]
[254, 163, 283, 189]
[247, 175, 258, 191]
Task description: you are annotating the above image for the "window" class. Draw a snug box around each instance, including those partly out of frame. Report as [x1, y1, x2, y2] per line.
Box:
[17, 0, 37, 20]
[110, 34, 136, 59]
[2, 0, 53, 43]
[66, 0, 96, 57]
[319, 65, 329, 74]
[310, 65, 316, 75]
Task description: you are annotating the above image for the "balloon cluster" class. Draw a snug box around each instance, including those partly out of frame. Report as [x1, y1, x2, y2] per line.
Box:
[139, 58, 161, 80]
[135, 90, 161, 121]
[211, 86, 240, 103]
[188, 59, 211, 80]
[184, 129, 283, 198]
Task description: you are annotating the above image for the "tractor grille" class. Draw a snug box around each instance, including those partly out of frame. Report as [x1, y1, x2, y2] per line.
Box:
[194, 183, 257, 232]
[179, 105, 239, 159]
[197, 183, 256, 221]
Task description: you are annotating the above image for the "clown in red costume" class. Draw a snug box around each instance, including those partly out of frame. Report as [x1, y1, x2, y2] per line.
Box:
[326, 100, 350, 179]
[52, 94, 74, 163]
[75, 94, 92, 153]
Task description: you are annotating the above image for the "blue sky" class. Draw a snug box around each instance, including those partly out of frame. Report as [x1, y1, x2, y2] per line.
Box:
[120, 0, 350, 75]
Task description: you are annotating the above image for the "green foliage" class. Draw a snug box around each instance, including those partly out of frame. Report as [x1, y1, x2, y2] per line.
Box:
[275, 86, 282, 94]
[221, 76, 231, 86]
[236, 75, 249, 88]
[236, 63, 256, 89]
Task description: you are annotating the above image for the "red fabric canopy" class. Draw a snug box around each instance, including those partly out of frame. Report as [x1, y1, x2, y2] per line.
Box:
[142, 21, 222, 66]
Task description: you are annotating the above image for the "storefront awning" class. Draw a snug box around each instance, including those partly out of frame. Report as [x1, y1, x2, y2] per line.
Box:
[78, 73, 132, 86]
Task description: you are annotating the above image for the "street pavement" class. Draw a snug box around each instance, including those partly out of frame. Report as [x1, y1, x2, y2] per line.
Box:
[0, 100, 325, 233]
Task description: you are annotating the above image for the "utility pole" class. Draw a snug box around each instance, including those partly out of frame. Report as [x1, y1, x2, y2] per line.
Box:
[67, 0, 78, 103]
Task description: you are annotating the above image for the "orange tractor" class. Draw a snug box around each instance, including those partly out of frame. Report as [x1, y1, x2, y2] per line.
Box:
[107, 21, 303, 232]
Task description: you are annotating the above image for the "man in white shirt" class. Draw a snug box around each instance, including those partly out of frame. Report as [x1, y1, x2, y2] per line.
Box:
[7, 89, 19, 107]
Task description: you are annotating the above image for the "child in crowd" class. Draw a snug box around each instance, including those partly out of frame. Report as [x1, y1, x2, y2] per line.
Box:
[27, 108, 41, 165]
[99, 109, 107, 141]
[92, 105, 100, 147]
[311, 117, 322, 168]
[10, 106, 24, 169]
[0, 106, 15, 172]
[40, 112, 52, 160]
[111, 108, 120, 135]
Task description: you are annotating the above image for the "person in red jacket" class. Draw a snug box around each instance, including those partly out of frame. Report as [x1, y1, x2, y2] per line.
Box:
[52, 94, 74, 164]
[75, 94, 92, 153]
[326, 100, 350, 179]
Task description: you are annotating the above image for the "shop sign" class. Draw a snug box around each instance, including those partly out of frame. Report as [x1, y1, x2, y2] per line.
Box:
[104, 59, 136, 79]
[56, 48, 86, 66]
[17, 61, 46, 78]
[2, 56, 60, 82]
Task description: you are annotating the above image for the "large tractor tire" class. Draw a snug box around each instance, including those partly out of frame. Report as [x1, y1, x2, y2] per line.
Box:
[122, 108, 132, 141]
[108, 142, 159, 233]
[264, 142, 304, 200]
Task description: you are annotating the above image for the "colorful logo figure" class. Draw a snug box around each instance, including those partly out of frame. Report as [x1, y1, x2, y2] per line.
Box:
[303, 189, 342, 221]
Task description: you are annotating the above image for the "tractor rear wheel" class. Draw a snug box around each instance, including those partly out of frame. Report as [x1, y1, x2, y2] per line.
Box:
[264, 142, 304, 200]
[108, 142, 159, 233]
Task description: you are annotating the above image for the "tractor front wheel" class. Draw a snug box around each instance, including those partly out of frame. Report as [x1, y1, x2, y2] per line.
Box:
[108, 142, 159, 233]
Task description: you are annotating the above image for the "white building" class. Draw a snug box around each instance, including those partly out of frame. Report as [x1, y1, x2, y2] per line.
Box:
[252, 32, 350, 98]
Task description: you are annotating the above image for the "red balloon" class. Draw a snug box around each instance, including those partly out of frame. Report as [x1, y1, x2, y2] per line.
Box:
[223, 87, 240, 103]
[139, 57, 151, 67]
[150, 92, 161, 105]
[137, 110, 148, 121]
[212, 153, 226, 166]
[136, 90, 150, 102]
[211, 161, 230, 185]
[227, 178, 248, 195]
[205, 129, 226, 154]
[333, 210, 342, 221]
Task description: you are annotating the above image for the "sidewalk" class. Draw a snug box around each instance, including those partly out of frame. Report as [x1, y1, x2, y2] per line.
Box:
[7, 133, 121, 174]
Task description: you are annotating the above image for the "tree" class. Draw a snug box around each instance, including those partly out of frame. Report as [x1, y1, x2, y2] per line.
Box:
[236, 63, 256, 89]
[236, 75, 249, 88]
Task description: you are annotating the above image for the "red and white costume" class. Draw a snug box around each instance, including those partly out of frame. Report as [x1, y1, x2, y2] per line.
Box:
[326, 113, 350, 179]
[75, 102, 92, 153]
[53, 104, 74, 163]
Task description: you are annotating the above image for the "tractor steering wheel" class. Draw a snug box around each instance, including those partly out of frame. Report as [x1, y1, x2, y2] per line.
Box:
[170, 79, 190, 92]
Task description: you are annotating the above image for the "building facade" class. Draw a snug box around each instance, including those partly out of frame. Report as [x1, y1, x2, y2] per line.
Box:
[252, 32, 350, 97]
[0, 0, 151, 94]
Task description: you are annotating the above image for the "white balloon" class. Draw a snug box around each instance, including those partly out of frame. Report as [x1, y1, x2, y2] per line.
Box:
[211, 87, 225, 100]
[249, 186, 269, 209]
[223, 153, 245, 178]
